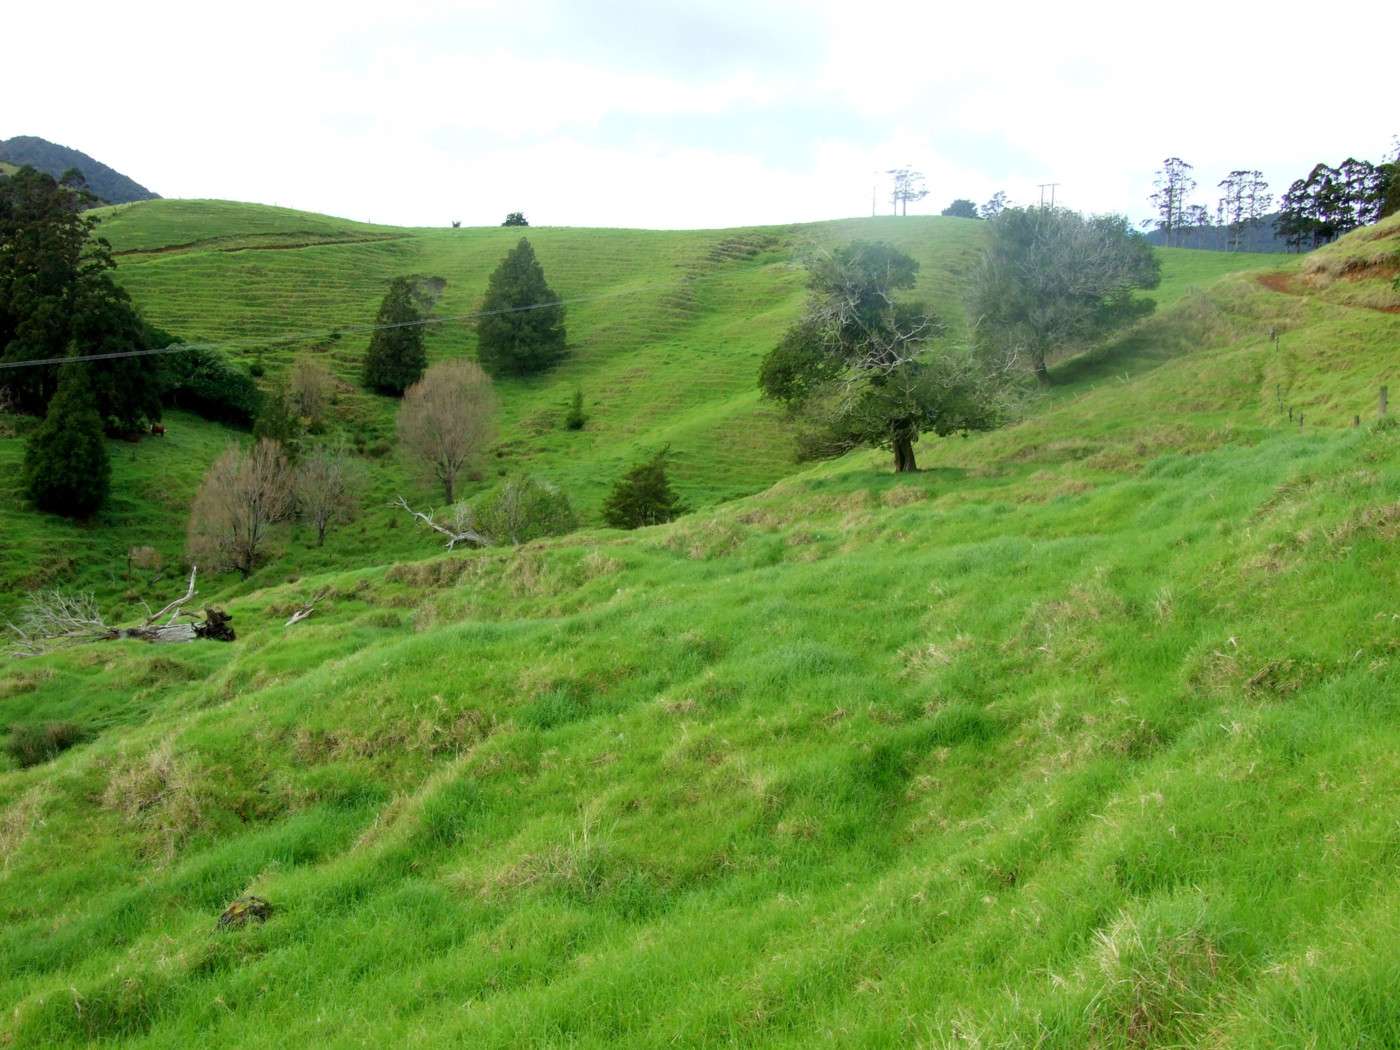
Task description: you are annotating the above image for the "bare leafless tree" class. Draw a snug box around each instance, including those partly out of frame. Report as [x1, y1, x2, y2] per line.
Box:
[396, 360, 497, 503]
[288, 356, 335, 425]
[294, 444, 362, 546]
[187, 439, 294, 576]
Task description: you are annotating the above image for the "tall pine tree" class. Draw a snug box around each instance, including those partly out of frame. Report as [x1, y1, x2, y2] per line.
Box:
[362, 277, 427, 395]
[23, 361, 110, 517]
[477, 238, 567, 376]
[0, 166, 161, 428]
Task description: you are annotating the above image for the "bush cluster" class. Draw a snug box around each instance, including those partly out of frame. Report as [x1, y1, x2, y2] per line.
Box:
[5, 721, 87, 768]
[158, 346, 262, 425]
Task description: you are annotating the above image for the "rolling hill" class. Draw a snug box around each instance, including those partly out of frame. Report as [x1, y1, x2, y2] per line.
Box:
[0, 135, 159, 204]
[1, 204, 997, 613]
[1, 205, 1398, 1047]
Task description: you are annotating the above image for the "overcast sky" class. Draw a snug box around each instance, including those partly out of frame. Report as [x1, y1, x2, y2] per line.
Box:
[9, 0, 1398, 229]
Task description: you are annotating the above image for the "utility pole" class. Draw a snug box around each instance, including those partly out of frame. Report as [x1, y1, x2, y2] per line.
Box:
[1037, 183, 1061, 208]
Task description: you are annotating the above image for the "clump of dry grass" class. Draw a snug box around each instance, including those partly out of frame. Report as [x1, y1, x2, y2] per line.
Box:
[100, 740, 204, 862]
[880, 485, 927, 508]
[1084, 905, 1230, 1049]
[0, 785, 51, 867]
[661, 518, 747, 560]
[476, 814, 614, 901]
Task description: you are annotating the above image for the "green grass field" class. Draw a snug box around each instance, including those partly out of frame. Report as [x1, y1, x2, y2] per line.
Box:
[0, 204, 999, 615]
[2, 205, 1398, 1047]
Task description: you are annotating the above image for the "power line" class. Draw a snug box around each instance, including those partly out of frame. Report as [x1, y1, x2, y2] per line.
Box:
[0, 287, 641, 372]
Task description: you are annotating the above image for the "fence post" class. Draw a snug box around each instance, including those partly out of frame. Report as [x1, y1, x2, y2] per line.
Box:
[1382, 386, 1390, 417]
[1355, 414, 1361, 427]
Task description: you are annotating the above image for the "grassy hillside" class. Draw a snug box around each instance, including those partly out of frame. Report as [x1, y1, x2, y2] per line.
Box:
[0, 204, 996, 615]
[0, 203, 1290, 618]
[2, 212, 1397, 1046]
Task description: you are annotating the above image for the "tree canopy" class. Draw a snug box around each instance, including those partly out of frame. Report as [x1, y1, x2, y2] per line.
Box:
[22, 362, 110, 517]
[502, 212, 529, 227]
[760, 241, 1017, 472]
[476, 238, 567, 376]
[971, 207, 1160, 384]
[362, 277, 428, 395]
[1275, 159, 1389, 250]
[0, 165, 162, 429]
[602, 448, 687, 529]
[941, 199, 980, 219]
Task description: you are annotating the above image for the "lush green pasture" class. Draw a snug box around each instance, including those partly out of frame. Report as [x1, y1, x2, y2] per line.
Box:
[0, 204, 1286, 617]
[1, 209, 1397, 1047]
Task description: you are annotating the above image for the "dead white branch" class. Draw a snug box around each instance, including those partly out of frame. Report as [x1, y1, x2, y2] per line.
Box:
[144, 566, 199, 626]
[285, 588, 329, 627]
[394, 496, 492, 550]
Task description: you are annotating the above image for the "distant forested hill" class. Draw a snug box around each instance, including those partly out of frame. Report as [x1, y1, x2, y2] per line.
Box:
[0, 135, 159, 203]
[1144, 214, 1293, 252]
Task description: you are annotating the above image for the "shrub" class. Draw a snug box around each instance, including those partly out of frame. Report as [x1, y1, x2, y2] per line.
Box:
[288, 356, 333, 426]
[126, 545, 163, 580]
[158, 346, 261, 425]
[252, 381, 303, 459]
[602, 447, 687, 529]
[474, 476, 578, 545]
[565, 389, 587, 431]
[5, 722, 87, 768]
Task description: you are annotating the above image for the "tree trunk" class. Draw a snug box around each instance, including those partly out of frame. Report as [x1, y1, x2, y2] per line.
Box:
[442, 474, 455, 504]
[102, 608, 235, 644]
[1033, 354, 1051, 386]
[892, 435, 918, 473]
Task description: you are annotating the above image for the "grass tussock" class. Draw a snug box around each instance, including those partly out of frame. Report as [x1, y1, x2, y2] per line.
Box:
[99, 740, 204, 861]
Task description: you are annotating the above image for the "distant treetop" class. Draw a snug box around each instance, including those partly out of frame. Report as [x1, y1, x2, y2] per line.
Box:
[502, 212, 529, 227]
[941, 199, 980, 219]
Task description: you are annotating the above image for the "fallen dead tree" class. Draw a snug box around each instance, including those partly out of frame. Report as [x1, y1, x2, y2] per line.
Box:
[393, 496, 492, 550]
[7, 568, 234, 657]
[284, 588, 329, 627]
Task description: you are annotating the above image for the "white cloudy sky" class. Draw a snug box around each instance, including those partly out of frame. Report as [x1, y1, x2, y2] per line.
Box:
[9, 0, 1398, 228]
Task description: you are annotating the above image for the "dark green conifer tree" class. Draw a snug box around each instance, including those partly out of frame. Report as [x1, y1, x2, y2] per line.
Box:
[477, 239, 567, 376]
[602, 447, 687, 529]
[362, 277, 427, 394]
[22, 361, 110, 517]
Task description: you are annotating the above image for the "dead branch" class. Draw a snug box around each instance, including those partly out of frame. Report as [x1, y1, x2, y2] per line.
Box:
[144, 566, 199, 626]
[285, 588, 329, 627]
[394, 496, 492, 550]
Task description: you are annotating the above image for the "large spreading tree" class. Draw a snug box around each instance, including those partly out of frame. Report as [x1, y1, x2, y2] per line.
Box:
[760, 241, 1017, 473]
[476, 238, 567, 376]
[0, 165, 161, 429]
[970, 207, 1160, 385]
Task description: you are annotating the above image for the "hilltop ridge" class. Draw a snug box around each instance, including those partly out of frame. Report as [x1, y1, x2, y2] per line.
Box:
[0, 135, 159, 203]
